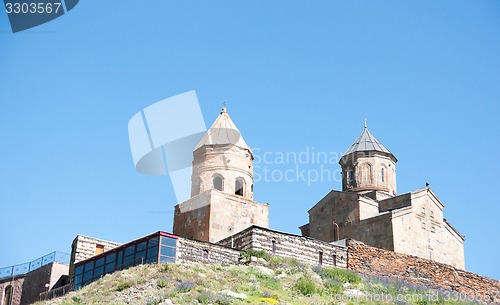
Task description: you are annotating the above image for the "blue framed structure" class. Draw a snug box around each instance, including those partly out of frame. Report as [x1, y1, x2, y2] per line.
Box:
[73, 231, 177, 289]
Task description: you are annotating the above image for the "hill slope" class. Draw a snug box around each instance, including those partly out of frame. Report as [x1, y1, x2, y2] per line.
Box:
[36, 254, 481, 305]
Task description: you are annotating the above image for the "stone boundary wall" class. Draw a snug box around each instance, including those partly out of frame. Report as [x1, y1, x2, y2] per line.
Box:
[218, 226, 347, 269]
[176, 237, 240, 265]
[347, 239, 500, 304]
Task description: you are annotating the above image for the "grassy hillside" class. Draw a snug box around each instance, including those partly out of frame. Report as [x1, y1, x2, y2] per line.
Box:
[35, 252, 480, 305]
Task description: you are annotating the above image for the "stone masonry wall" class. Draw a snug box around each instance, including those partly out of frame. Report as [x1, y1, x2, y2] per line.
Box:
[0, 276, 24, 305]
[218, 226, 347, 269]
[69, 235, 121, 283]
[71, 235, 121, 264]
[347, 239, 500, 304]
[20, 262, 67, 305]
[176, 237, 240, 265]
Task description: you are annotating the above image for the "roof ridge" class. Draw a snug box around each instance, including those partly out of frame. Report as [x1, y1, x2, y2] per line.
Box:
[342, 127, 394, 158]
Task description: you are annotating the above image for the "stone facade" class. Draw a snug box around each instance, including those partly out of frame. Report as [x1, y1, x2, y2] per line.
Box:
[174, 107, 269, 243]
[174, 189, 269, 243]
[191, 144, 255, 201]
[0, 262, 68, 305]
[20, 263, 68, 305]
[301, 126, 465, 269]
[217, 226, 347, 269]
[341, 152, 397, 196]
[0, 277, 23, 305]
[382, 188, 465, 269]
[69, 235, 121, 283]
[176, 237, 240, 265]
[347, 240, 500, 304]
[303, 187, 465, 269]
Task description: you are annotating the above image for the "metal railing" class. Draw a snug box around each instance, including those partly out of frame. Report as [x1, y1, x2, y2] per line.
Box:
[0, 252, 70, 280]
[39, 283, 74, 301]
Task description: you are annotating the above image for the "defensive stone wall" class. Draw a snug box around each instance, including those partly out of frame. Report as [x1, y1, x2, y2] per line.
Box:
[218, 226, 347, 269]
[176, 237, 240, 265]
[347, 239, 500, 304]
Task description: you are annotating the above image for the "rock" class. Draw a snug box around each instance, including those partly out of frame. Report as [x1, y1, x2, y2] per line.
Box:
[221, 290, 248, 300]
[255, 265, 274, 276]
[310, 271, 322, 283]
[344, 289, 364, 297]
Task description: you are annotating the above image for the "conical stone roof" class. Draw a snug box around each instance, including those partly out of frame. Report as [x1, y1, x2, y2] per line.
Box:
[194, 106, 251, 152]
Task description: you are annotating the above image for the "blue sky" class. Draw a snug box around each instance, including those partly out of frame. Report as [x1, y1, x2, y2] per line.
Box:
[1, 1, 499, 280]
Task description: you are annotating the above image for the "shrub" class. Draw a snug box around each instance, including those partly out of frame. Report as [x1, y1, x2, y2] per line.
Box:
[71, 296, 82, 303]
[176, 281, 195, 293]
[115, 280, 133, 291]
[161, 263, 171, 273]
[293, 276, 317, 296]
[313, 267, 362, 285]
[215, 293, 232, 305]
[158, 278, 168, 288]
[197, 291, 215, 304]
[259, 297, 277, 304]
[240, 249, 269, 260]
[146, 296, 161, 305]
[324, 279, 344, 295]
[69, 295, 84, 305]
[268, 256, 307, 275]
[247, 268, 281, 290]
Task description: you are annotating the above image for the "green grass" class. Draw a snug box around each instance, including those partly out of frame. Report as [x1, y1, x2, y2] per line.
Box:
[33, 262, 482, 305]
[314, 266, 362, 285]
[240, 249, 270, 260]
[293, 276, 318, 296]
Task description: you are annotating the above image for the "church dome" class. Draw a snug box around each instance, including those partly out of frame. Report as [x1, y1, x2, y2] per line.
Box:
[342, 125, 396, 162]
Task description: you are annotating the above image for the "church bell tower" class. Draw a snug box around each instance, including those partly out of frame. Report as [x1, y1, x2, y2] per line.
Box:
[190, 106, 254, 200]
[173, 106, 269, 243]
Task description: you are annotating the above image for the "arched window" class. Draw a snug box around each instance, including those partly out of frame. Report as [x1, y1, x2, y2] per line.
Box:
[3, 285, 13, 305]
[235, 178, 245, 196]
[213, 175, 223, 191]
[381, 168, 385, 183]
[361, 163, 372, 184]
[348, 169, 354, 184]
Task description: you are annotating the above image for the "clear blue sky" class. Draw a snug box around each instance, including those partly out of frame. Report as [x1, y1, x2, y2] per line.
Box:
[1, 1, 499, 280]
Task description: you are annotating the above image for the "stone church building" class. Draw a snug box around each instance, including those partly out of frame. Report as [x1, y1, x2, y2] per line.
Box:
[299, 124, 465, 269]
[173, 107, 465, 269]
